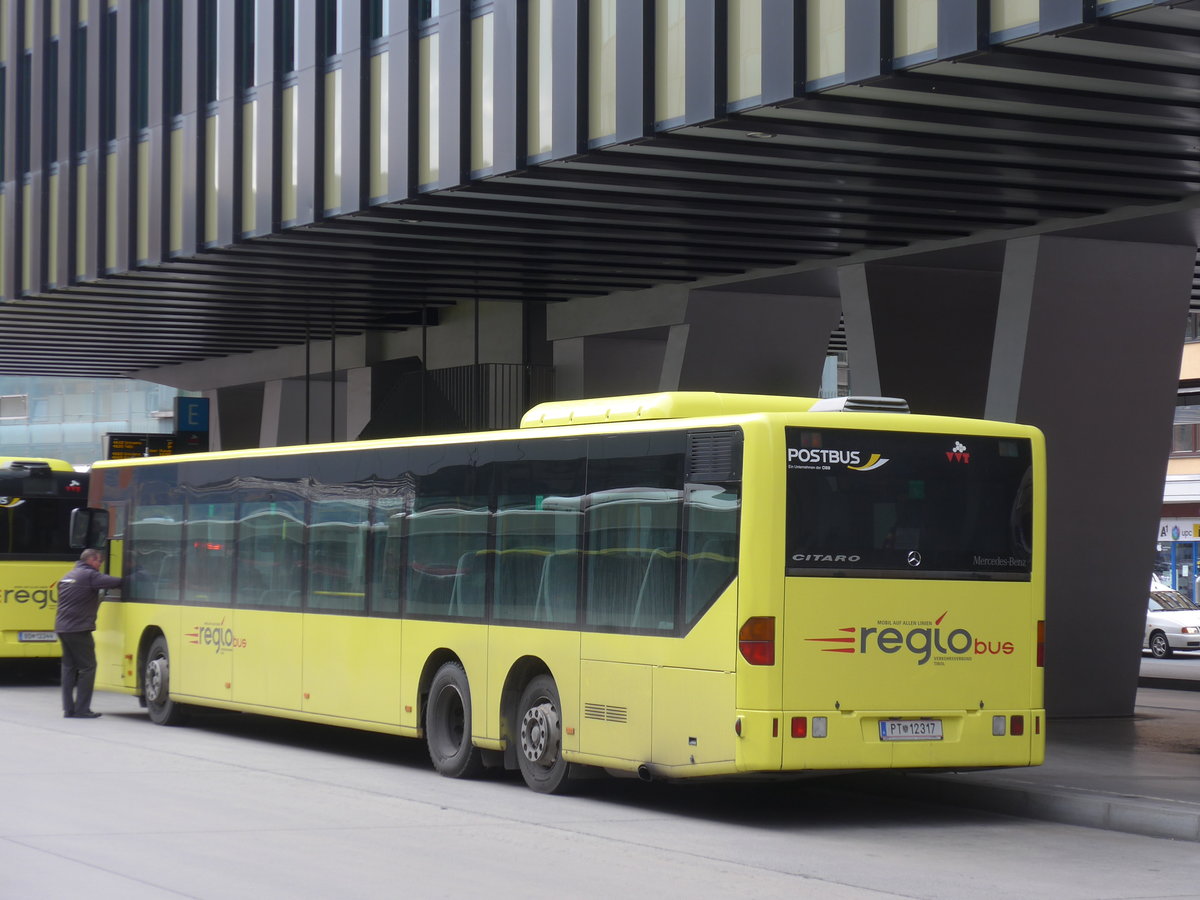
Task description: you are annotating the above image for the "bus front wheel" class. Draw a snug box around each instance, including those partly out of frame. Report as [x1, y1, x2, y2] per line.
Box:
[516, 675, 572, 794]
[144, 636, 187, 726]
[426, 662, 484, 779]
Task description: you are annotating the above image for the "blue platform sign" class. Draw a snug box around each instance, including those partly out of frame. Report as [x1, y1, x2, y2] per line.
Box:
[176, 397, 210, 433]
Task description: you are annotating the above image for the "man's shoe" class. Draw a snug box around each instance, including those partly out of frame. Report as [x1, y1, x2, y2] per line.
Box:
[74, 711, 101, 718]
[63, 711, 74, 718]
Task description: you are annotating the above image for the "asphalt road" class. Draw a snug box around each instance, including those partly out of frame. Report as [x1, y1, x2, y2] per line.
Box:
[2, 664, 1199, 900]
[1141, 648, 1200, 682]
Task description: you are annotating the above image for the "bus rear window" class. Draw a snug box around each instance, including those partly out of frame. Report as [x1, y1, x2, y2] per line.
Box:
[785, 428, 1033, 580]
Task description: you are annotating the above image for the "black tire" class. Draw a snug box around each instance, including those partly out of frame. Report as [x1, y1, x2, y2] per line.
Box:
[426, 662, 484, 778]
[1149, 631, 1173, 659]
[516, 675, 572, 794]
[144, 636, 187, 725]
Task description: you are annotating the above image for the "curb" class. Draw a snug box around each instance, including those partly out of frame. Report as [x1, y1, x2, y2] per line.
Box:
[849, 772, 1200, 843]
[1138, 676, 1200, 692]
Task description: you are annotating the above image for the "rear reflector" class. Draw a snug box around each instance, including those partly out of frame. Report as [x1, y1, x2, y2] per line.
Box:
[739, 616, 776, 666]
[791, 717, 807, 738]
[1010, 715, 1024, 736]
[1036, 620, 1045, 667]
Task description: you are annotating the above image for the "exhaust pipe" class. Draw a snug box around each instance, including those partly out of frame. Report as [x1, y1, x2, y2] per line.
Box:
[637, 765, 653, 782]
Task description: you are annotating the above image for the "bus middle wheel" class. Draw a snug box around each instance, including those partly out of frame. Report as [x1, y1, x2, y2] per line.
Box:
[426, 661, 484, 779]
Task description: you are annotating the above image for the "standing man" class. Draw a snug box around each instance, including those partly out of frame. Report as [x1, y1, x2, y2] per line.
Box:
[56, 548, 121, 719]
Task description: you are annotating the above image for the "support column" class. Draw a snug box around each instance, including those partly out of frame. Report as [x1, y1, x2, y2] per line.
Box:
[986, 235, 1196, 717]
[838, 259, 1002, 416]
[661, 290, 842, 395]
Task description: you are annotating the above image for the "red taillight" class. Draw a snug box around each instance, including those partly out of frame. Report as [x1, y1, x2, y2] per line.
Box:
[791, 717, 807, 738]
[739, 616, 776, 666]
[1010, 715, 1024, 736]
[1036, 620, 1045, 667]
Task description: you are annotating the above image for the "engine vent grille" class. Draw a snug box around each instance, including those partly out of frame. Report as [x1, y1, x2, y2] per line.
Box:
[584, 703, 628, 723]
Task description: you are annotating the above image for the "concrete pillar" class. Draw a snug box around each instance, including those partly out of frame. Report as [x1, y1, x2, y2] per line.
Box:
[837, 237, 1195, 716]
[661, 290, 842, 395]
[213, 383, 264, 452]
[345, 367, 373, 441]
[986, 235, 1195, 717]
[839, 260, 1002, 416]
[553, 335, 671, 399]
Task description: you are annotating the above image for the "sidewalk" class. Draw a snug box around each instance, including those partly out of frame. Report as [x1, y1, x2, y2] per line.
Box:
[856, 678, 1200, 842]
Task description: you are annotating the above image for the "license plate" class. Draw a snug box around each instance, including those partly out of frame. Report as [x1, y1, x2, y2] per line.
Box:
[18, 631, 58, 643]
[879, 718, 943, 741]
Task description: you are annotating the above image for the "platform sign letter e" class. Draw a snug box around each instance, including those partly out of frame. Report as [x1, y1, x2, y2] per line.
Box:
[176, 397, 210, 433]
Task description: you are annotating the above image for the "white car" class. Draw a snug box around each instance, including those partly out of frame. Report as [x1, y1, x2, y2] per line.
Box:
[1146, 585, 1200, 658]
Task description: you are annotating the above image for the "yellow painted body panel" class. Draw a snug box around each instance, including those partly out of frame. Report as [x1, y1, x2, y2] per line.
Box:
[0, 561, 65, 658]
[302, 615, 403, 723]
[174, 606, 232, 702]
[230, 609, 303, 710]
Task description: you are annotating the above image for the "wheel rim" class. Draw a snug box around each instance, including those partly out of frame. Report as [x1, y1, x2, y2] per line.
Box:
[146, 656, 167, 704]
[520, 700, 560, 769]
[1152, 635, 1168, 656]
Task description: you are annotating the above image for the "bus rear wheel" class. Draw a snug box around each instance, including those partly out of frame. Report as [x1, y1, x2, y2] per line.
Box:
[426, 662, 484, 778]
[516, 675, 572, 794]
[144, 636, 187, 725]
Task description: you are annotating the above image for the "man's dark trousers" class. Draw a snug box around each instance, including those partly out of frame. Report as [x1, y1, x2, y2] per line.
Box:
[58, 631, 97, 716]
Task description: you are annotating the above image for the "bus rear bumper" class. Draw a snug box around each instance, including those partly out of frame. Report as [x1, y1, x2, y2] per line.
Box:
[0, 630, 61, 658]
[736, 708, 1046, 773]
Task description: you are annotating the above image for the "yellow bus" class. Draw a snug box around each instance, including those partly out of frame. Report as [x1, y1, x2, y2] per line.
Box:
[0, 458, 89, 658]
[85, 392, 1044, 792]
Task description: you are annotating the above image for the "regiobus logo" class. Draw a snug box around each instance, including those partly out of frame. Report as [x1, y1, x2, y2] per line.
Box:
[187, 618, 247, 654]
[0, 580, 58, 609]
[806, 612, 1015, 666]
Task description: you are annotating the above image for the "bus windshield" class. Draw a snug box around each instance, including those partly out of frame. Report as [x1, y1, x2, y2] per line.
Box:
[785, 428, 1033, 580]
[0, 465, 88, 559]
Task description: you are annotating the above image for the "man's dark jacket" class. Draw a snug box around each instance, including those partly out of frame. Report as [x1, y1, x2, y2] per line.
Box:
[56, 562, 121, 633]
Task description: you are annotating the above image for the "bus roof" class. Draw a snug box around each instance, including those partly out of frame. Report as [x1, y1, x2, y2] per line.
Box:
[520, 392, 821, 428]
[0, 457, 77, 472]
[519, 392, 912, 427]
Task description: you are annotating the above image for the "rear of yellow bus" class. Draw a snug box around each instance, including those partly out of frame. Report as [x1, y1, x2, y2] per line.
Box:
[736, 413, 1045, 775]
[0, 459, 88, 658]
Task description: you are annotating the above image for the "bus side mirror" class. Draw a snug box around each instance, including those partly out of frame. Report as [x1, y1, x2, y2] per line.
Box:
[70, 508, 110, 550]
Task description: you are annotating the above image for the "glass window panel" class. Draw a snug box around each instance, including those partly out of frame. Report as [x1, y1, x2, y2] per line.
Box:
[583, 433, 685, 631]
[404, 507, 488, 617]
[785, 429, 1034, 580]
[307, 498, 369, 612]
[492, 440, 586, 624]
[370, 497, 408, 616]
[236, 499, 305, 607]
[682, 483, 739, 623]
[183, 500, 236, 605]
[128, 504, 183, 602]
[0, 498, 87, 559]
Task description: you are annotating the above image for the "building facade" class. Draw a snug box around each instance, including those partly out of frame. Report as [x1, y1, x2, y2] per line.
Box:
[0, 376, 181, 465]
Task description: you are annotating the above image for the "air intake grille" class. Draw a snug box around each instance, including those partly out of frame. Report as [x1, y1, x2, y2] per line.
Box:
[584, 703, 628, 723]
[687, 429, 742, 482]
